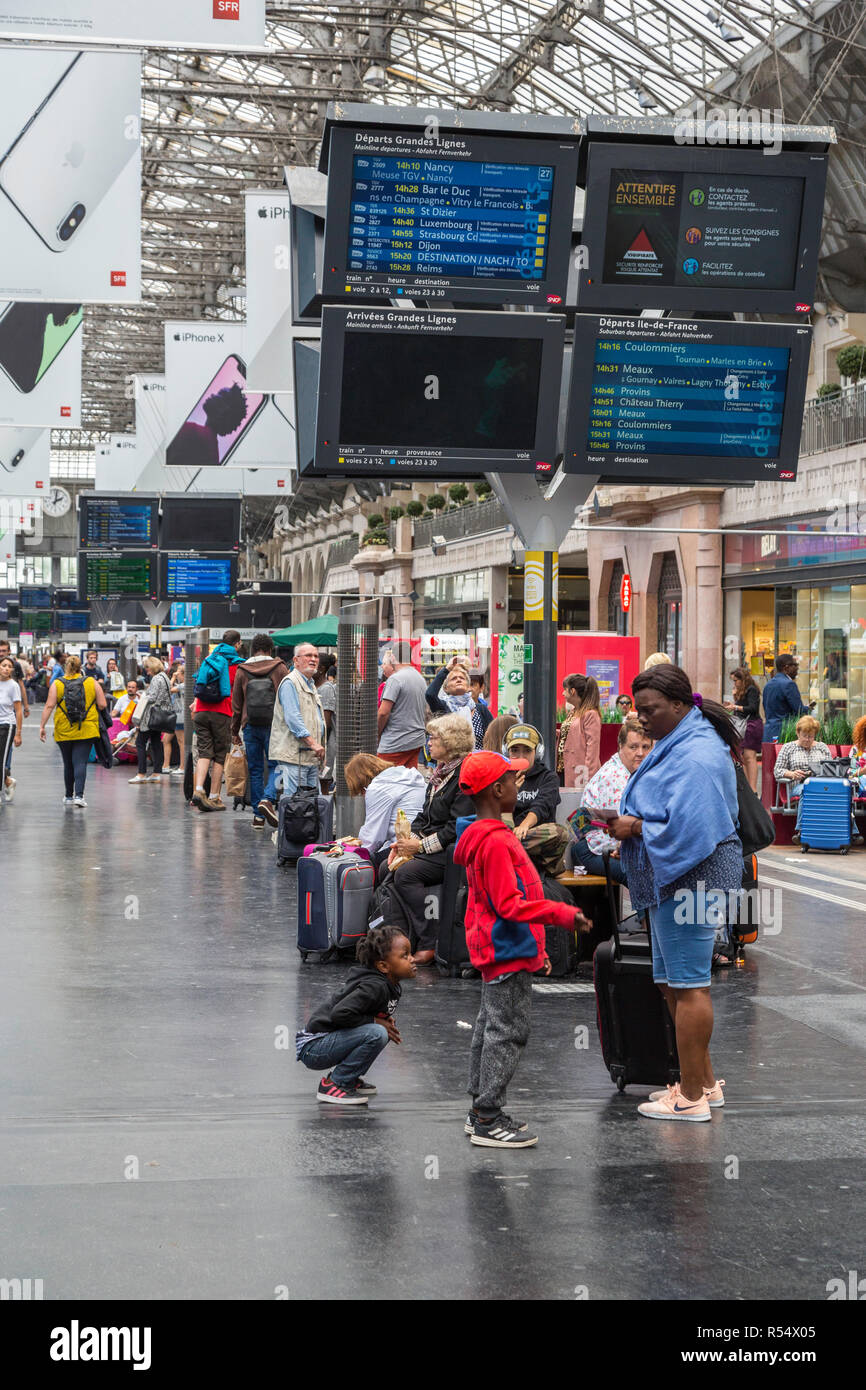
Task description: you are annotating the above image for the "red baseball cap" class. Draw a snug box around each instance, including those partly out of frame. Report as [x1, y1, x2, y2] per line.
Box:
[459, 750, 529, 795]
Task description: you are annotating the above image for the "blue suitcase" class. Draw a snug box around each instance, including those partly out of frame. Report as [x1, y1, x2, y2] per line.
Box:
[297, 850, 375, 960]
[799, 777, 852, 853]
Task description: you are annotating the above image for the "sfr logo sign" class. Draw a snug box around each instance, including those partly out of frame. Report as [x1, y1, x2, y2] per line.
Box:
[214, 0, 240, 17]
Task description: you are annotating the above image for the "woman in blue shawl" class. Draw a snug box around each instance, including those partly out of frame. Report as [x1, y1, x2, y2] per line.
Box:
[609, 664, 742, 1124]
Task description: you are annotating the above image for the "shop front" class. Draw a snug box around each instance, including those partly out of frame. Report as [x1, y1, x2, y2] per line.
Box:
[723, 519, 866, 724]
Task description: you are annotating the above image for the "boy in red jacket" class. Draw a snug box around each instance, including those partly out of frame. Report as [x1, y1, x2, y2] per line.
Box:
[454, 751, 591, 1149]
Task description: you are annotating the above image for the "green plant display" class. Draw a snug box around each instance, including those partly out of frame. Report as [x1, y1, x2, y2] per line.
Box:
[836, 343, 866, 381]
[406, 500, 425, 518]
[426, 493, 446, 511]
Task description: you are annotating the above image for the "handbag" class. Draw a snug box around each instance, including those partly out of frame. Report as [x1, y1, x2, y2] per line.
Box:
[225, 742, 248, 799]
[735, 761, 774, 856]
[730, 713, 748, 739]
[142, 673, 176, 734]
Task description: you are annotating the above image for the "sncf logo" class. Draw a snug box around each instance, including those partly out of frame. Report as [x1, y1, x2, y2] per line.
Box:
[60, 406, 71, 418]
[111, 271, 126, 287]
[214, 0, 240, 17]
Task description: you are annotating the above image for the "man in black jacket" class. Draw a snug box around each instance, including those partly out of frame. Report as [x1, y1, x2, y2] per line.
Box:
[504, 724, 570, 875]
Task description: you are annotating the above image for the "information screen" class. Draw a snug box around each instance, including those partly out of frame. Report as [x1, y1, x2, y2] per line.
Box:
[162, 554, 235, 600]
[82, 553, 157, 601]
[79, 497, 158, 549]
[160, 498, 240, 552]
[322, 126, 579, 308]
[312, 306, 565, 477]
[19, 585, 52, 609]
[578, 143, 828, 313]
[564, 315, 812, 484]
[20, 608, 51, 632]
[58, 610, 90, 633]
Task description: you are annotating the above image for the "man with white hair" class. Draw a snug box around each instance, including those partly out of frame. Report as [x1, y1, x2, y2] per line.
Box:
[259, 641, 325, 826]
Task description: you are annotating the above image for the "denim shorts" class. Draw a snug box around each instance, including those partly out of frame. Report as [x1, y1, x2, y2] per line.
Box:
[648, 894, 717, 989]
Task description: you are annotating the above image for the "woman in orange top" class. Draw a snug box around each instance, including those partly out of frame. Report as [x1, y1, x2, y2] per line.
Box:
[560, 673, 601, 792]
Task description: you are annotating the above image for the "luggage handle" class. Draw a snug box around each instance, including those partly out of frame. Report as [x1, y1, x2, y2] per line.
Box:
[602, 850, 623, 961]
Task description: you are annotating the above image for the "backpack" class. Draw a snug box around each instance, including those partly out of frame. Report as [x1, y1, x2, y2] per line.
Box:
[280, 787, 321, 844]
[59, 677, 90, 728]
[193, 653, 224, 704]
[245, 672, 277, 727]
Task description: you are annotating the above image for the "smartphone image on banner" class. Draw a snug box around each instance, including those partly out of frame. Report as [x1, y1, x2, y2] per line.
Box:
[0, 51, 139, 254]
[166, 355, 267, 469]
[0, 302, 82, 393]
[0, 425, 40, 473]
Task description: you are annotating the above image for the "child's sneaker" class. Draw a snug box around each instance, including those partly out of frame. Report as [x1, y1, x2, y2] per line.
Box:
[464, 1109, 527, 1135]
[470, 1114, 538, 1148]
[638, 1090, 711, 1122]
[316, 1075, 368, 1106]
[352, 1078, 377, 1097]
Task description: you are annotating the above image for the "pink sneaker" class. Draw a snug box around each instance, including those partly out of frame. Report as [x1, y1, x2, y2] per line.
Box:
[705, 1079, 725, 1108]
[638, 1089, 711, 1122]
[648, 1083, 680, 1103]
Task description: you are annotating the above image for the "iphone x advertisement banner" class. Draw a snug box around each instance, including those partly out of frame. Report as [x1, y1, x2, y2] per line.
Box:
[245, 190, 294, 393]
[0, 47, 141, 303]
[0, 2, 266, 49]
[159, 322, 295, 494]
[0, 300, 82, 425]
[0, 426, 50, 494]
[95, 433, 139, 491]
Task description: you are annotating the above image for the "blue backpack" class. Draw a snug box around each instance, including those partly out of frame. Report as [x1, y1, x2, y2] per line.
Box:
[193, 653, 224, 704]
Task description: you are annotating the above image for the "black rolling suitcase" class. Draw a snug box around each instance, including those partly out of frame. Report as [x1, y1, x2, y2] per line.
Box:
[593, 854, 680, 1092]
[541, 874, 580, 977]
[435, 856, 475, 977]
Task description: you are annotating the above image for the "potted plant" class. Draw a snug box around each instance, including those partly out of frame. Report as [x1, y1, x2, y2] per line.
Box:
[817, 382, 842, 399]
[406, 499, 425, 518]
[474, 480, 492, 501]
[836, 343, 866, 383]
[365, 512, 384, 530]
[389, 505, 405, 520]
[448, 483, 469, 505]
[426, 493, 446, 512]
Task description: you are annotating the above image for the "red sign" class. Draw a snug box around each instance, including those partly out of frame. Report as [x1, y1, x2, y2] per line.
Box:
[213, 0, 240, 17]
[60, 406, 71, 418]
[620, 572, 632, 612]
[111, 271, 126, 287]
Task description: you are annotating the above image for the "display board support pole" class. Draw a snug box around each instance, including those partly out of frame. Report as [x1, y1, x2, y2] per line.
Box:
[488, 471, 598, 768]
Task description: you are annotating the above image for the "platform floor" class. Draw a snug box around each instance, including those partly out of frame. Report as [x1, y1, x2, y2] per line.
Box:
[2, 730, 865, 1301]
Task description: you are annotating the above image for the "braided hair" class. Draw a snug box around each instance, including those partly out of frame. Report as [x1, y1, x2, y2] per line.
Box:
[631, 663, 741, 761]
[356, 924, 409, 968]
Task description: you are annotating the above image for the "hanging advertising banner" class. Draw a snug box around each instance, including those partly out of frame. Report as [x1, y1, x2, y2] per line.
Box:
[0, 302, 82, 426]
[157, 321, 295, 494]
[245, 190, 293, 393]
[0, 2, 266, 49]
[94, 433, 139, 491]
[0, 427, 50, 494]
[0, 47, 141, 304]
[496, 634, 525, 717]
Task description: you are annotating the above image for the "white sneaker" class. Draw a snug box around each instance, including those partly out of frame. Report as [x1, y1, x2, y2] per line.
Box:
[73, 795, 87, 808]
[170, 767, 184, 777]
[128, 774, 148, 784]
[62, 796, 74, 806]
[146, 773, 162, 782]
[5, 777, 15, 802]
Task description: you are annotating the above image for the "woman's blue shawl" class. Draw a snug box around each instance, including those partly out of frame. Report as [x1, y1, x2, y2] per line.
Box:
[619, 706, 738, 888]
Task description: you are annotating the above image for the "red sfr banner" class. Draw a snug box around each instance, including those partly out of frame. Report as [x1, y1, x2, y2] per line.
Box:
[620, 572, 632, 612]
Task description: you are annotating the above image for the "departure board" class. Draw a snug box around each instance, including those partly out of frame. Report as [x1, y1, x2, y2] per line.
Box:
[82, 553, 156, 601]
[565, 315, 812, 484]
[19, 585, 52, 609]
[322, 125, 579, 307]
[578, 142, 828, 314]
[58, 610, 90, 633]
[162, 555, 235, 600]
[79, 496, 158, 550]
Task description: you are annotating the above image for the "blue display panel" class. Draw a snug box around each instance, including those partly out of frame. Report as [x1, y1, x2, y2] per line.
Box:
[80, 496, 158, 549]
[169, 602, 203, 627]
[348, 155, 554, 281]
[322, 125, 579, 308]
[19, 585, 52, 609]
[588, 340, 790, 458]
[163, 555, 234, 600]
[564, 315, 812, 484]
[58, 610, 90, 633]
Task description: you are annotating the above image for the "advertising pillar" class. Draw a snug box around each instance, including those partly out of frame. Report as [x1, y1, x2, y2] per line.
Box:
[523, 550, 558, 769]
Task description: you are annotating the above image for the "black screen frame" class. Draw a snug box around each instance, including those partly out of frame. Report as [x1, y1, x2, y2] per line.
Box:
[159, 498, 241, 553]
[159, 552, 238, 602]
[310, 306, 564, 478]
[563, 314, 813, 485]
[578, 141, 828, 314]
[322, 125, 579, 309]
[79, 551, 158, 602]
[78, 494, 160, 551]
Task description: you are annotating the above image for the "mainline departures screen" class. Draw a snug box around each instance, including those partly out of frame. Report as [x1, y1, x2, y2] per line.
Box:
[79, 497, 158, 550]
[82, 553, 157, 601]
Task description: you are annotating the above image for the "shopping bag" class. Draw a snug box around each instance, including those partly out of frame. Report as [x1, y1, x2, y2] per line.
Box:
[225, 742, 248, 799]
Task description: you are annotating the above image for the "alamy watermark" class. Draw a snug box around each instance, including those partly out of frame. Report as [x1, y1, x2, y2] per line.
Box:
[675, 102, 786, 157]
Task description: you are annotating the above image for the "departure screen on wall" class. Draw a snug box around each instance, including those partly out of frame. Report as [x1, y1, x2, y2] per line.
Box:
[162, 554, 235, 601]
[81, 552, 157, 601]
[564, 315, 812, 484]
[310, 306, 565, 477]
[159, 498, 241, 552]
[322, 124, 579, 307]
[79, 496, 159, 550]
[578, 143, 828, 313]
[58, 610, 90, 633]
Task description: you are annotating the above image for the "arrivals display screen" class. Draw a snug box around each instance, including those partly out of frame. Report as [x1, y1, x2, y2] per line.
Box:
[19, 585, 52, 609]
[322, 125, 579, 307]
[161, 554, 236, 601]
[311, 307, 564, 477]
[81, 552, 157, 601]
[564, 315, 812, 484]
[79, 496, 159, 550]
[578, 143, 828, 313]
[58, 610, 90, 633]
[159, 498, 241, 552]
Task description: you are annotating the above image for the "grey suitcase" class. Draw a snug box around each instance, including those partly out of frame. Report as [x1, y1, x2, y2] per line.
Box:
[297, 849, 375, 960]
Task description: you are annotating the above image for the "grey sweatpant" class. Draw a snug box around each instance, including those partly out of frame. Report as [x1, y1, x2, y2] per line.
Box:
[467, 970, 533, 1120]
